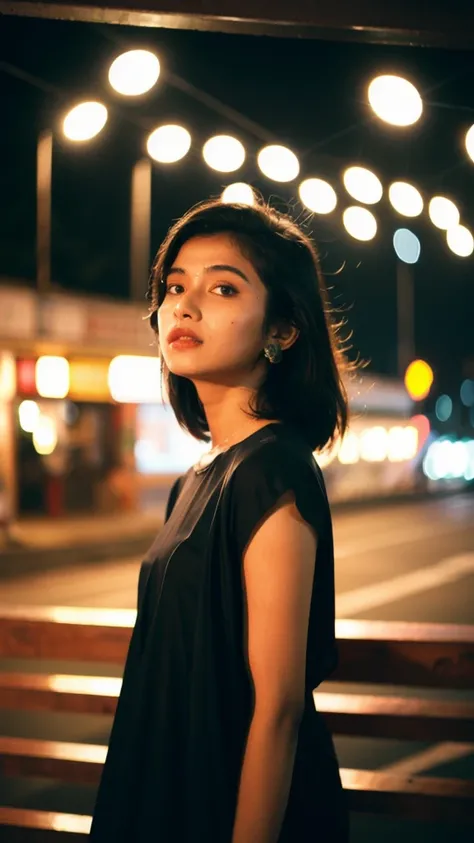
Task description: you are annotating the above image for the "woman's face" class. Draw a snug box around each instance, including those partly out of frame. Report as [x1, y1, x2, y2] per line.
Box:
[157, 233, 270, 384]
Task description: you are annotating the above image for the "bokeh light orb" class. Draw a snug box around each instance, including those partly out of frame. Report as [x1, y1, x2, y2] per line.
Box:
[299, 178, 337, 214]
[343, 166, 383, 204]
[343, 206, 377, 241]
[108, 49, 160, 96]
[465, 125, 474, 164]
[446, 224, 474, 257]
[404, 359, 434, 401]
[221, 182, 255, 205]
[429, 196, 460, 230]
[147, 124, 191, 163]
[203, 135, 246, 173]
[257, 145, 300, 182]
[368, 75, 423, 126]
[393, 228, 421, 264]
[388, 182, 423, 217]
[63, 102, 108, 141]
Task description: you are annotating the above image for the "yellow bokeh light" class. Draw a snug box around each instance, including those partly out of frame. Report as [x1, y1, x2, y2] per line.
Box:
[36, 356, 70, 399]
[299, 178, 338, 214]
[203, 135, 246, 173]
[368, 75, 423, 127]
[63, 102, 108, 142]
[404, 359, 434, 401]
[257, 145, 300, 183]
[108, 49, 160, 96]
[108, 355, 162, 403]
[147, 125, 191, 164]
[19, 400, 40, 433]
[32, 414, 58, 456]
[221, 183, 255, 205]
[343, 166, 383, 205]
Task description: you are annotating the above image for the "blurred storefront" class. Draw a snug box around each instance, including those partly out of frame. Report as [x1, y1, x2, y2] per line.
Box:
[0, 282, 200, 519]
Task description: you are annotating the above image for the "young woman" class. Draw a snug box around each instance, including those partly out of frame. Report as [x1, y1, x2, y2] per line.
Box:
[90, 198, 350, 842]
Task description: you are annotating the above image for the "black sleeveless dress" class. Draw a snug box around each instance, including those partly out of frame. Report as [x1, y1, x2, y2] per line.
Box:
[90, 422, 349, 842]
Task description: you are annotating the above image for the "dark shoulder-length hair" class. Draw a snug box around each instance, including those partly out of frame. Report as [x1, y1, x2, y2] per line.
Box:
[147, 197, 350, 452]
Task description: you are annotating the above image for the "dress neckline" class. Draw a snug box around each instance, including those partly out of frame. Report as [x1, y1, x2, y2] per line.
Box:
[193, 421, 283, 474]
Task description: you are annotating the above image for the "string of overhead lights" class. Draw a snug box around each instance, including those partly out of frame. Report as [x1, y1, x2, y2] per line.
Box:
[59, 51, 474, 260]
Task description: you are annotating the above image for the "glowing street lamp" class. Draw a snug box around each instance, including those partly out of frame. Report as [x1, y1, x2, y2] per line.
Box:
[203, 135, 246, 173]
[108, 49, 160, 96]
[404, 359, 434, 401]
[62, 102, 108, 142]
[343, 206, 377, 241]
[393, 229, 421, 264]
[446, 224, 474, 257]
[299, 178, 337, 214]
[257, 144, 299, 182]
[389, 182, 423, 217]
[37, 102, 108, 294]
[368, 75, 423, 127]
[428, 196, 460, 230]
[465, 125, 474, 164]
[343, 166, 383, 205]
[146, 124, 191, 163]
[221, 183, 255, 205]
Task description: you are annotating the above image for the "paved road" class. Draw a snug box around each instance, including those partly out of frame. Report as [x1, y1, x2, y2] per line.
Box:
[1, 494, 473, 841]
[2, 494, 473, 625]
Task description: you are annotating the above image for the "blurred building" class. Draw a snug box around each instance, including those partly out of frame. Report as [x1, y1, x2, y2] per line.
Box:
[0, 281, 208, 522]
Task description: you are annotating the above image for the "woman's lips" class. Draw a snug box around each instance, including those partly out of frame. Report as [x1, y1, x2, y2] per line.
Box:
[169, 336, 203, 350]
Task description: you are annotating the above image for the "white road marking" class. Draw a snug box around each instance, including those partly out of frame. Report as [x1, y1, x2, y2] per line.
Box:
[335, 521, 462, 560]
[380, 742, 474, 775]
[336, 552, 474, 617]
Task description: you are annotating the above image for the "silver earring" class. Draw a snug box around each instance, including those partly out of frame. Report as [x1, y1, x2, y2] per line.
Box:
[263, 341, 283, 364]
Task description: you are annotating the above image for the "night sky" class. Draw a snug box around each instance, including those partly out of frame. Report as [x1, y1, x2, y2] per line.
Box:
[1, 12, 473, 394]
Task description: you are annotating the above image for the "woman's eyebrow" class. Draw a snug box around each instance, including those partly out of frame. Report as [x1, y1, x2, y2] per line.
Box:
[205, 264, 250, 284]
[166, 264, 251, 284]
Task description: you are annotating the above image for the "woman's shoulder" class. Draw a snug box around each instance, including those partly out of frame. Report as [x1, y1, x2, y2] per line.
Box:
[224, 423, 329, 545]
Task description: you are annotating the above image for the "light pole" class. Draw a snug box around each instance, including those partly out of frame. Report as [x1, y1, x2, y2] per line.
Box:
[130, 157, 152, 302]
[36, 101, 108, 294]
[36, 129, 53, 294]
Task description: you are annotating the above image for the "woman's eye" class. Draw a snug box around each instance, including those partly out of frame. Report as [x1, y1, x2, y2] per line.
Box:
[165, 283, 182, 295]
[215, 284, 237, 297]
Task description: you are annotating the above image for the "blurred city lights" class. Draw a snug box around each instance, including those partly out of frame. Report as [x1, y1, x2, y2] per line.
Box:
[393, 228, 421, 264]
[387, 425, 418, 462]
[360, 426, 388, 462]
[446, 224, 474, 257]
[343, 206, 377, 241]
[147, 124, 191, 163]
[388, 182, 424, 217]
[337, 431, 360, 465]
[460, 379, 474, 407]
[18, 400, 40, 433]
[202, 135, 246, 173]
[423, 437, 474, 482]
[299, 178, 337, 214]
[35, 356, 69, 399]
[428, 196, 460, 230]
[63, 102, 108, 142]
[0, 351, 16, 400]
[343, 166, 383, 204]
[368, 75, 423, 126]
[465, 125, 474, 164]
[410, 414, 431, 450]
[109, 355, 162, 403]
[435, 394, 453, 422]
[32, 414, 58, 456]
[221, 183, 255, 205]
[404, 359, 434, 401]
[108, 49, 160, 96]
[257, 145, 300, 182]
